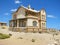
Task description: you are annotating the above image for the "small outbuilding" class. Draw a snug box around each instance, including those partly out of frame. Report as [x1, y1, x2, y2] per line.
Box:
[0, 22, 7, 29]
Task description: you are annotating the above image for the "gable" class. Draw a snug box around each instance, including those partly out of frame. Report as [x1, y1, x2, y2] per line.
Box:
[16, 7, 26, 19]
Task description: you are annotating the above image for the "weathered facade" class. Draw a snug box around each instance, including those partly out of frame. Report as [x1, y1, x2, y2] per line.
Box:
[9, 5, 46, 32]
[0, 22, 7, 29]
[0, 22, 7, 26]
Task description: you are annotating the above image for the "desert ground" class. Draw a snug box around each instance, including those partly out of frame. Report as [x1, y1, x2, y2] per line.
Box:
[0, 28, 60, 45]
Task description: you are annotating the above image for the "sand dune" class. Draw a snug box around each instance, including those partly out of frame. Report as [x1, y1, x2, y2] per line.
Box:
[0, 29, 60, 45]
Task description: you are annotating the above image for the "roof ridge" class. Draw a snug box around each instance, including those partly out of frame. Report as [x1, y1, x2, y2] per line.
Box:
[21, 5, 40, 13]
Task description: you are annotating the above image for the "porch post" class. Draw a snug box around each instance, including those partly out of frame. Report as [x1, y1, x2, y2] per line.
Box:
[17, 19, 19, 27]
[12, 21, 13, 27]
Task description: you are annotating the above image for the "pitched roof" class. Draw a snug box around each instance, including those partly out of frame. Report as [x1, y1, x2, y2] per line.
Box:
[20, 5, 40, 13]
[13, 5, 40, 14]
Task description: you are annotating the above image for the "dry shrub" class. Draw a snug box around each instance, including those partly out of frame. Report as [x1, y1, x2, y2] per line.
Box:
[31, 39, 35, 42]
[18, 37, 23, 39]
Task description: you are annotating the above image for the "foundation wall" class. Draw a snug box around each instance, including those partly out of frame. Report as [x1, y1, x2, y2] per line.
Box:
[9, 27, 42, 32]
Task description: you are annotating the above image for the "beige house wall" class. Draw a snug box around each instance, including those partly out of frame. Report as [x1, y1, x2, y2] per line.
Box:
[26, 18, 39, 28]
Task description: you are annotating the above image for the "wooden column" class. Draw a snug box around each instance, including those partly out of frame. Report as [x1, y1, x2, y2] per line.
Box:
[12, 21, 13, 27]
[17, 20, 19, 27]
[15, 20, 17, 27]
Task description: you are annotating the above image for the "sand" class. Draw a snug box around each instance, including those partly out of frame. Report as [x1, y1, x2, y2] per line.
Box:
[0, 29, 60, 45]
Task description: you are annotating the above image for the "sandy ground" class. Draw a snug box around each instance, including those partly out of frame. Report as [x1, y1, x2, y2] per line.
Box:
[0, 29, 60, 45]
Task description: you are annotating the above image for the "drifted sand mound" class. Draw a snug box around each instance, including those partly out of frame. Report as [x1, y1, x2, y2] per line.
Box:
[0, 32, 60, 45]
[0, 29, 60, 45]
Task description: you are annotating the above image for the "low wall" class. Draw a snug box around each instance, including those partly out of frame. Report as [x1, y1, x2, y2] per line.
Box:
[9, 27, 42, 32]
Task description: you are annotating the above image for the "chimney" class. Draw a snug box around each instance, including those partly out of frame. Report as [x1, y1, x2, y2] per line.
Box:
[28, 5, 31, 9]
